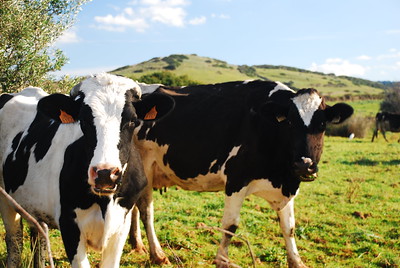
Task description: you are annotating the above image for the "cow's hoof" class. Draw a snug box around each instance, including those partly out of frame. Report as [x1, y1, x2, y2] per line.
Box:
[213, 258, 231, 268]
[131, 246, 148, 255]
[288, 259, 308, 268]
[151, 255, 171, 265]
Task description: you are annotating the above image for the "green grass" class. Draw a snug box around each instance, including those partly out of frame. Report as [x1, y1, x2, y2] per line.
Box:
[346, 99, 381, 117]
[1, 136, 399, 267]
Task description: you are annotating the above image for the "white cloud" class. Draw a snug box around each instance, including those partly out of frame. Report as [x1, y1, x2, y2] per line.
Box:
[144, 6, 186, 27]
[94, 0, 194, 32]
[94, 13, 149, 32]
[309, 58, 366, 77]
[377, 49, 400, 61]
[189, 16, 206, 25]
[357, 55, 371, 60]
[211, 13, 230, 19]
[56, 29, 80, 44]
[385, 29, 400, 35]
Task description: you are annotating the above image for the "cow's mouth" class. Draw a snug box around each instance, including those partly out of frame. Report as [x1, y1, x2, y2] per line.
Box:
[91, 177, 122, 196]
[299, 173, 318, 182]
[92, 183, 118, 195]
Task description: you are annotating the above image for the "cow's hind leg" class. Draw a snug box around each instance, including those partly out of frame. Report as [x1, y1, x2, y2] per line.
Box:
[371, 129, 378, 142]
[276, 199, 307, 268]
[129, 206, 148, 254]
[30, 227, 47, 268]
[382, 130, 389, 142]
[214, 189, 246, 268]
[0, 198, 24, 268]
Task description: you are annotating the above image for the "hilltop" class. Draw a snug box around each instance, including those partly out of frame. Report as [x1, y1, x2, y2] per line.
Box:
[111, 54, 384, 100]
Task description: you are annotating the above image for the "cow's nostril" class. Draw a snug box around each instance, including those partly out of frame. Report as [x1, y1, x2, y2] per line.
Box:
[97, 169, 112, 180]
[309, 163, 318, 173]
[111, 167, 121, 176]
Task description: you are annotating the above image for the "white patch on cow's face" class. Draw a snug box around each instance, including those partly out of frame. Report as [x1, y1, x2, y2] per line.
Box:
[268, 81, 295, 97]
[79, 74, 140, 179]
[292, 92, 322, 127]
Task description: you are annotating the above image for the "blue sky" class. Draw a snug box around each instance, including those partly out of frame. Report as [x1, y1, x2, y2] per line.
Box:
[55, 0, 400, 81]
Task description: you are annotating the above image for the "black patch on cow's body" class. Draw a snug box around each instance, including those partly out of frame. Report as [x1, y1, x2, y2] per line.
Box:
[137, 80, 302, 197]
[3, 113, 60, 193]
[0, 94, 14, 109]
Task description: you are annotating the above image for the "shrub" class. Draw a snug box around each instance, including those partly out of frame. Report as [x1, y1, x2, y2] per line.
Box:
[162, 54, 188, 70]
[138, 71, 200, 86]
[326, 115, 374, 138]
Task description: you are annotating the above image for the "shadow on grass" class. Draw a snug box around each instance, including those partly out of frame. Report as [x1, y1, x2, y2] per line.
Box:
[341, 158, 400, 166]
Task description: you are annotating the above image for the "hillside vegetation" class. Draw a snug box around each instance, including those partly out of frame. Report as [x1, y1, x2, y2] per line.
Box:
[111, 54, 384, 100]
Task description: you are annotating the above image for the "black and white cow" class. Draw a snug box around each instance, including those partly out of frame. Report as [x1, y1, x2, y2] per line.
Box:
[130, 80, 353, 267]
[371, 111, 400, 142]
[0, 73, 173, 268]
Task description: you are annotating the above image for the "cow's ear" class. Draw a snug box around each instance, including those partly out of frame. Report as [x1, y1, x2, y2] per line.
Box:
[325, 103, 354, 124]
[259, 102, 289, 123]
[37, 94, 80, 124]
[133, 93, 175, 121]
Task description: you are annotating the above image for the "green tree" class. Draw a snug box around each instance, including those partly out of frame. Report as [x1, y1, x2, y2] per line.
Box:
[0, 0, 90, 93]
[138, 71, 201, 86]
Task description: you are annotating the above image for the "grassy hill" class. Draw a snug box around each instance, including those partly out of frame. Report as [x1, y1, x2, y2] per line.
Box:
[111, 54, 384, 100]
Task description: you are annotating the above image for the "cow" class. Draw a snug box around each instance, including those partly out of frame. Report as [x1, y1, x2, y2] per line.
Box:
[129, 80, 353, 268]
[0, 73, 174, 268]
[371, 111, 400, 142]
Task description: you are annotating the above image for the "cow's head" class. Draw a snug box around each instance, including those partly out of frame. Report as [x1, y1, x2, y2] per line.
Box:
[37, 73, 174, 197]
[262, 87, 353, 182]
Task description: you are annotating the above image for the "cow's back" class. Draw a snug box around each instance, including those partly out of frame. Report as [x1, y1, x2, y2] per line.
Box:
[0, 88, 47, 172]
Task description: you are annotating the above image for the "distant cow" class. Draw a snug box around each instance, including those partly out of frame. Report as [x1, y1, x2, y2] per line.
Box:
[0, 74, 173, 268]
[371, 112, 400, 142]
[130, 80, 353, 267]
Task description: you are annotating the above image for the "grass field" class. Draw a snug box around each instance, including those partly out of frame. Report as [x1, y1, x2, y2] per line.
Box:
[1, 135, 399, 267]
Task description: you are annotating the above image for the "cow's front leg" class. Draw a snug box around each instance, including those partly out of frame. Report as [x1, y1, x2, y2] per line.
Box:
[0, 203, 23, 268]
[277, 199, 307, 268]
[101, 208, 133, 268]
[60, 215, 90, 268]
[214, 189, 246, 268]
[30, 226, 47, 268]
[135, 186, 170, 265]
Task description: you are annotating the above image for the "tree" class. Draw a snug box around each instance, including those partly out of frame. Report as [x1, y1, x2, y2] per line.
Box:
[0, 0, 90, 93]
[138, 71, 201, 86]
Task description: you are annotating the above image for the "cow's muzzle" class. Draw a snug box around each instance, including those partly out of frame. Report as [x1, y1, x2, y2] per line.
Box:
[294, 157, 318, 182]
[89, 166, 122, 195]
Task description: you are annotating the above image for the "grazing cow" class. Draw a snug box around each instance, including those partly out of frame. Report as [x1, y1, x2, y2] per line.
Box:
[371, 111, 400, 142]
[130, 80, 353, 267]
[0, 73, 174, 268]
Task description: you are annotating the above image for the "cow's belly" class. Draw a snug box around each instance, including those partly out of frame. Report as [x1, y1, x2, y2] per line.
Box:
[137, 139, 241, 192]
[156, 164, 226, 192]
[246, 179, 298, 211]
